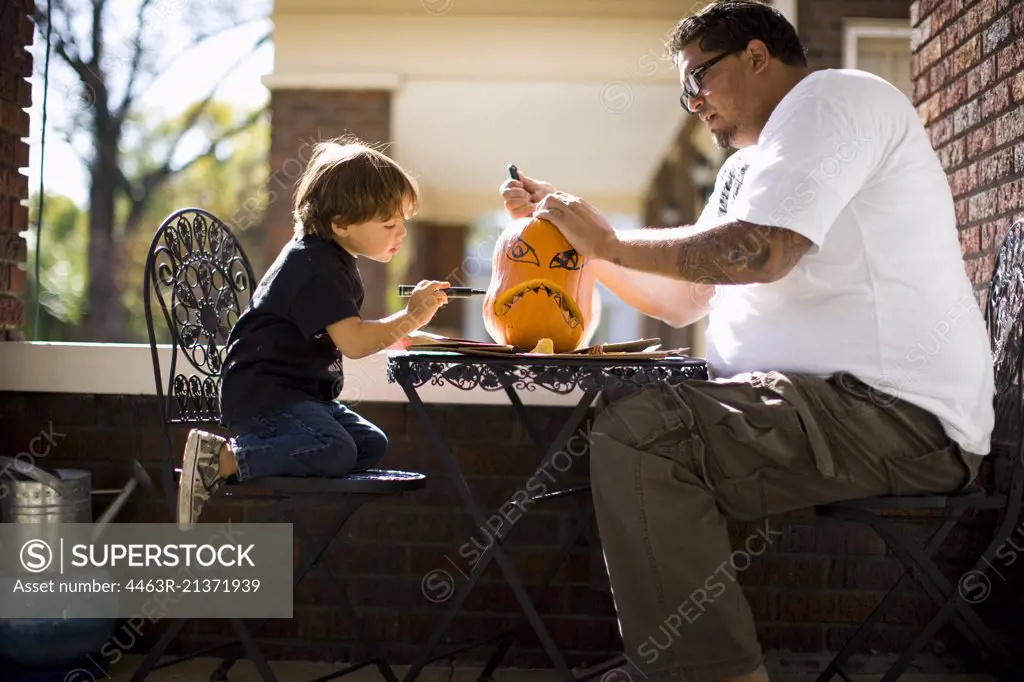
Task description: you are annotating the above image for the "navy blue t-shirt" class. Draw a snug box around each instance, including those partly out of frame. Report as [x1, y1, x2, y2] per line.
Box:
[220, 234, 363, 427]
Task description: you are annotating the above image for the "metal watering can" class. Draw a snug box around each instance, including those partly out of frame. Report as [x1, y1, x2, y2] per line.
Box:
[0, 459, 155, 676]
[0, 457, 155, 540]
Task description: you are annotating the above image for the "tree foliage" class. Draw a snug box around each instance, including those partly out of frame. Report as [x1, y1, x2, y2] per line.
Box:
[25, 99, 269, 344]
[24, 193, 87, 341]
[33, 0, 270, 341]
[121, 102, 270, 343]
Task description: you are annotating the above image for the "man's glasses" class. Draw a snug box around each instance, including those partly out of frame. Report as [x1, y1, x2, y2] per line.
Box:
[679, 52, 735, 113]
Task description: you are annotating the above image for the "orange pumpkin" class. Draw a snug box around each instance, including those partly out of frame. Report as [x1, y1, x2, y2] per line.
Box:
[483, 217, 599, 353]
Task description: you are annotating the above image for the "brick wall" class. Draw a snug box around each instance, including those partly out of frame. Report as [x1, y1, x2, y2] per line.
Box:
[910, 0, 1024, 646]
[911, 0, 1024, 301]
[0, 390, 1001, 670]
[798, 0, 910, 69]
[0, 0, 31, 341]
[265, 89, 394, 320]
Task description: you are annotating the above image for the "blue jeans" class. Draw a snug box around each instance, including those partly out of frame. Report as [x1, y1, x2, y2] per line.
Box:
[228, 400, 387, 481]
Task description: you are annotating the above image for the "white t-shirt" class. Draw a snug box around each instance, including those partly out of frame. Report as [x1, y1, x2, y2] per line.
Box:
[699, 68, 994, 456]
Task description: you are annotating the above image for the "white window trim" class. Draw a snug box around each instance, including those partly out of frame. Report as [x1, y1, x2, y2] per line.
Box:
[0, 342, 588, 406]
[842, 19, 913, 71]
[773, 0, 798, 28]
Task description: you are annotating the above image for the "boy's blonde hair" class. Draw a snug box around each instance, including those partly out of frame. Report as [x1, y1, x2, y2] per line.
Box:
[292, 136, 419, 240]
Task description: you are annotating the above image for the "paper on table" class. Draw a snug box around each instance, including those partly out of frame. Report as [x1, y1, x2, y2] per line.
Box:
[400, 332, 689, 358]
[403, 330, 516, 351]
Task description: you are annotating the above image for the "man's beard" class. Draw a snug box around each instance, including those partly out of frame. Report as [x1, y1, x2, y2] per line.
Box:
[711, 126, 738, 150]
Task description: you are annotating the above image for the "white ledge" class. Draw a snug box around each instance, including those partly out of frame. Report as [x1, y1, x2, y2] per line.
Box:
[0, 342, 585, 406]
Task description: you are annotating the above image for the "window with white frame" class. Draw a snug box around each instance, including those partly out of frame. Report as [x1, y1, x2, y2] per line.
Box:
[842, 19, 913, 100]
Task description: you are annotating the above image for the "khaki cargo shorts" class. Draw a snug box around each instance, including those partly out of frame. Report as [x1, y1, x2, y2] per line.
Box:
[596, 369, 981, 519]
[587, 370, 983, 681]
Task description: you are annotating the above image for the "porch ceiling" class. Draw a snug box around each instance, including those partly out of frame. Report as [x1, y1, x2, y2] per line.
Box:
[267, 1, 696, 223]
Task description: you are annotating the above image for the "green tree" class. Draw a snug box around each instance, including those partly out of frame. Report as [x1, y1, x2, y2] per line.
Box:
[24, 193, 88, 341]
[120, 102, 270, 343]
[33, 0, 270, 342]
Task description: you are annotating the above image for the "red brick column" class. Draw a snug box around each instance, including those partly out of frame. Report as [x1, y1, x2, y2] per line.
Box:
[263, 89, 393, 320]
[913, 0, 1024, 296]
[911, 0, 1024, 299]
[910, 0, 1024, 649]
[0, 0, 32, 341]
[403, 220, 469, 336]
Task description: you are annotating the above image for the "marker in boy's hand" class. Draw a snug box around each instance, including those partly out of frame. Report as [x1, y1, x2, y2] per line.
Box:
[406, 280, 450, 326]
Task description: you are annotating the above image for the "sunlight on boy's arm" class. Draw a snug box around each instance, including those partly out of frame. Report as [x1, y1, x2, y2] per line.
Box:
[326, 316, 367, 359]
[327, 312, 419, 360]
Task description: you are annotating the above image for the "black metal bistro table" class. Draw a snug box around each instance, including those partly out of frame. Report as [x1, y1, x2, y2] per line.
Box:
[386, 350, 709, 682]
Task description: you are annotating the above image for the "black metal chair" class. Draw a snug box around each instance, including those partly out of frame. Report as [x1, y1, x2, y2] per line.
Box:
[814, 221, 1024, 682]
[138, 207, 425, 682]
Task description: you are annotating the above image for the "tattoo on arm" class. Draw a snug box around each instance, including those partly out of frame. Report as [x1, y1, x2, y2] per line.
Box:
[672, 221, 811, 284]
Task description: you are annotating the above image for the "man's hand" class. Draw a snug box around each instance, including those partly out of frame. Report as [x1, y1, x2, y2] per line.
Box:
[405, 280, 450, 327]
[500, 172, 557, 219]
[533, 192, 617, 260]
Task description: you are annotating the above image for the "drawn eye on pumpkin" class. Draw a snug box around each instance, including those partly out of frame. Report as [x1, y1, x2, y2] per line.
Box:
[549, 248, 582, 270]
[505, 236, 539, 266]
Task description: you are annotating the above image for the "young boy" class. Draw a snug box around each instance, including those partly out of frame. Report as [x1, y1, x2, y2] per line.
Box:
[177, 137, 450, 528]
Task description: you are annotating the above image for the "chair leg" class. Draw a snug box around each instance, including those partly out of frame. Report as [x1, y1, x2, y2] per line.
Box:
[230, 617, 278, 682]
[130, 618, 190, 682]
[814, 508, 967, 682]
[295, 522, 401, 682]
[879, 591, 1004, 682]
[887, 547, 1024, 681]
[570, 655, 630, 682]
[211, 500, 360, 680]
[858, 509, 1022, 681]
[402, 546, 489, 682]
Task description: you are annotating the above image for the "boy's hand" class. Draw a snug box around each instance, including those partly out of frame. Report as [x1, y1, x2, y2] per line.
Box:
[406, 280, 450, 327]
[500, 172, 557, 220]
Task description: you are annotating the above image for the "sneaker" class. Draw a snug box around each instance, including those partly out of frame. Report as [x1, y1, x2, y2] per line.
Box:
[178, 429, 226, 529]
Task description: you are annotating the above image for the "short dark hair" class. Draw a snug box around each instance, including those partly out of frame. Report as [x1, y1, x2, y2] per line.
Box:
[667, 0, 808, 67]
[292, 136, 419, 240]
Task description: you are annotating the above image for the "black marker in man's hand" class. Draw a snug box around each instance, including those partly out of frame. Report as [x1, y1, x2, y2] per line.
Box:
[502, 163, 553, 220]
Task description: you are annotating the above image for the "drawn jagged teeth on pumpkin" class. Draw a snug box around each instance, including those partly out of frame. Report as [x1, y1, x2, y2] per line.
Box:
[495, 283, 580, 327]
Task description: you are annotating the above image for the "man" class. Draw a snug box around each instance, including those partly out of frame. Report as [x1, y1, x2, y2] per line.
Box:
[499, 1, 994, 680]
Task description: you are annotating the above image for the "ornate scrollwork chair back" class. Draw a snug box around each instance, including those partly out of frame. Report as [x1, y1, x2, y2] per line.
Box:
[985, 219, 1024, 505]
[143, 208, 256, 508]
[144, 208, 254, 422]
